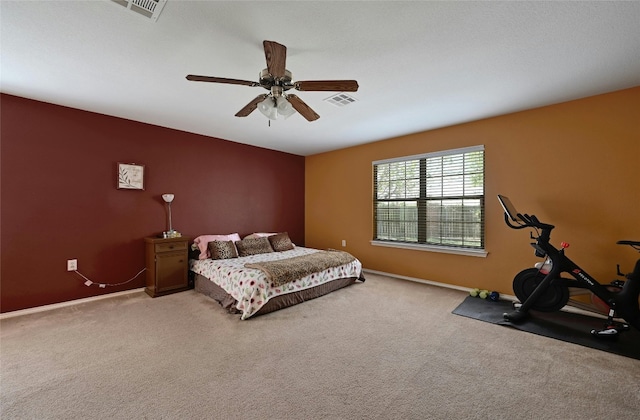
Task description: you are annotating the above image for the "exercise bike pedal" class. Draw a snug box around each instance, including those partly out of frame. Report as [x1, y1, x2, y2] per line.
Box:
[609, 279, 626, 288]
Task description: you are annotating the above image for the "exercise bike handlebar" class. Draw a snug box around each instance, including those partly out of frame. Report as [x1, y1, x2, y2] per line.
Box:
[503, 212, 555, 232]
[498, 195, 555, 232]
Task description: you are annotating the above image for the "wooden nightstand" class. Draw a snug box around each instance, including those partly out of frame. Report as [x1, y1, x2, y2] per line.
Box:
[144, 236, 191, 297]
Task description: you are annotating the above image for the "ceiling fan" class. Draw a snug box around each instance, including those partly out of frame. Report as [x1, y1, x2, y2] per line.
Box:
[186, 40, 359, 122]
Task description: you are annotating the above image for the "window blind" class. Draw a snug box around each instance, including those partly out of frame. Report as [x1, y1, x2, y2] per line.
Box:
[373, 146, 485, 250]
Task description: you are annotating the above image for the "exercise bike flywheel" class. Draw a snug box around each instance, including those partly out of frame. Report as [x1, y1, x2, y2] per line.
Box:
[512, 268, 570, 312]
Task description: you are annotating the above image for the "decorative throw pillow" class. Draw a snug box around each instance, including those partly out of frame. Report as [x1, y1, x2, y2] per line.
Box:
[208, 240, 238, 260]
[268, 232, 294, 252]
[243, 232, 277, 240]
[193, 233, 241, 259]
[235, 237, 274, 257]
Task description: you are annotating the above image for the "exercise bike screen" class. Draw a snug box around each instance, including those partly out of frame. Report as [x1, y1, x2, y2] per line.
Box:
[497, 195, 523, 222]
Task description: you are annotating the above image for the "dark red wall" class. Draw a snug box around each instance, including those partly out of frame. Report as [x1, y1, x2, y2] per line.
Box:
[0, 94, 305, 312]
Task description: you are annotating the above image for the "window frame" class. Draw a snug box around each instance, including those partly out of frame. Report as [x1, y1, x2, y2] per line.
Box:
[371, 145, 487, 258]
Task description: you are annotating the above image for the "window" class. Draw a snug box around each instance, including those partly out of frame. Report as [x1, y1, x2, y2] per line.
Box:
[373, 146, 485, 255]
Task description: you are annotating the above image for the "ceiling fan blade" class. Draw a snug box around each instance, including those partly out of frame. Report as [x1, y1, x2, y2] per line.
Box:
[235, 94, 269, 117]
[295, 80, 359, 92]
[186, 75, 258, 87]
[263, 40, 287, 78]
[287, 95, 320, 122]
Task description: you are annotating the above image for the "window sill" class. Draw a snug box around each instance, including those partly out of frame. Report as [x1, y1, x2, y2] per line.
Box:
[370, 240, 488, 258]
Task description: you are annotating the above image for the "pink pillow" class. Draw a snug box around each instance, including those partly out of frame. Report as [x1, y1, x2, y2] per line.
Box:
[193, 233, 241, 259]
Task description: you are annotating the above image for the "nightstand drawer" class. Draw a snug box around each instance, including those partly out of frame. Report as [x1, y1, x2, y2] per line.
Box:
[155, 241, 187, 253]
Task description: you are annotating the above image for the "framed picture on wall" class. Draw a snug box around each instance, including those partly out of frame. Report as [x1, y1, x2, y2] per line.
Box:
[117, 163, 145, 190]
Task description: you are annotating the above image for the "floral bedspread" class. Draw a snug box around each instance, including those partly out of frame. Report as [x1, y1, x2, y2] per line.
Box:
[189, 247, 362, 319]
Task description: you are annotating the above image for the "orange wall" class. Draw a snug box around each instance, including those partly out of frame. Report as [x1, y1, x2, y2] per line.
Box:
[305, 87, 640, 294]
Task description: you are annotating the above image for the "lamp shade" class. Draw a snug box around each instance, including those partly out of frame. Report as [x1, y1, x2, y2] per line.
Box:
[162, 194, 174, 203]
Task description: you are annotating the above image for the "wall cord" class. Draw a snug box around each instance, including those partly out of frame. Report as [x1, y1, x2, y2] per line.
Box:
[74, 267, 146, 288]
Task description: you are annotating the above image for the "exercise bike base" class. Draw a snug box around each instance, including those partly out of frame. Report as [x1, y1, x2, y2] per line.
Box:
[591, 321, 630, 339]
[504, 310, 529, 323]
[590, 328, 620, 339]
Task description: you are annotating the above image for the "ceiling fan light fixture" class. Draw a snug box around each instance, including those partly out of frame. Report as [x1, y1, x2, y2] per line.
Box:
[277, 96, 296, 119]
[258, 96, 278, 120]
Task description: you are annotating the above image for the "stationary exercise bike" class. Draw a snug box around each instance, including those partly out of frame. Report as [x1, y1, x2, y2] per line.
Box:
[497, 194, 640, 338]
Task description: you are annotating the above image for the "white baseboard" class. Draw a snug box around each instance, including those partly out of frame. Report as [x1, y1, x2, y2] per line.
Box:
[362, 268, 609, 320]
[0, 288, 146, 320]
[362, 268, 517, 300]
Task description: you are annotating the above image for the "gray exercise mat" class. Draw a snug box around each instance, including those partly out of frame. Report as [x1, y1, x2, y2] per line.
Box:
[453, 295, 640, 360]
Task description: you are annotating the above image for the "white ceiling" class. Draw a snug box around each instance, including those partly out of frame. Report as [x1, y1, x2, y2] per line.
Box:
[2, 1, 639, 156]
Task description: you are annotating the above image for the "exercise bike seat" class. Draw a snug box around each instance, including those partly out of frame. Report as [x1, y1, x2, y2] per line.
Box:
[617, 240, 640, 247]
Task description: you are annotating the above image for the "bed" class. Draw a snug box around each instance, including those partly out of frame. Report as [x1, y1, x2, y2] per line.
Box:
[189, 232, 365, 319]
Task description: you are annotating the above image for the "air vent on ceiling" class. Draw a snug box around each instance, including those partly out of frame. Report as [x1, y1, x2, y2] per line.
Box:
[112, 0, 167, 21]
[324, 93, 358, 107]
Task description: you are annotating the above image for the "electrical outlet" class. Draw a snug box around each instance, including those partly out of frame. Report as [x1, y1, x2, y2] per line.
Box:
[67, 259, 77, 271]
[341, 240, 346, 247]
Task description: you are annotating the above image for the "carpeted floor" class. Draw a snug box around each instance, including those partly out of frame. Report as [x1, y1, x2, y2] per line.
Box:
[452, 295, 640, 360]
[2, 273, 640, 419]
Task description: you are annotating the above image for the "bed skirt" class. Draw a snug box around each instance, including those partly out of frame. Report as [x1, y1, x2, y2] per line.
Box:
[193, 272, 365, 318]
